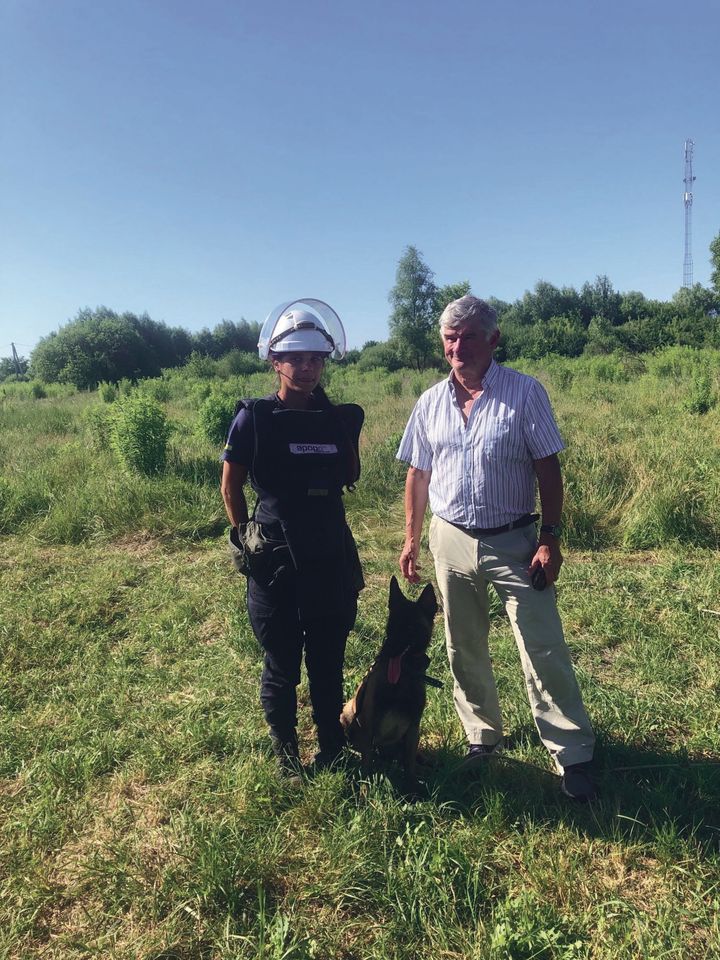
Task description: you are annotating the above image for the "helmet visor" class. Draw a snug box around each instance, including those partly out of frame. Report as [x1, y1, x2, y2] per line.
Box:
[258, 299, 347, 360]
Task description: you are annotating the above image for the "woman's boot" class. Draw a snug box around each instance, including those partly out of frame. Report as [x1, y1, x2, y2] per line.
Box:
[270, 732, 303, 784]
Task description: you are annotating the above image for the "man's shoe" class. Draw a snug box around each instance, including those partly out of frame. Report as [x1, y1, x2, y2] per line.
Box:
[308, 746, 346, 775]
[461, 742, 503, 767]
[560, 762, 597, 803]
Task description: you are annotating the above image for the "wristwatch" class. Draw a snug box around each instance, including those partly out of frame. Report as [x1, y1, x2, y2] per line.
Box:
[540, 523, 562, 538]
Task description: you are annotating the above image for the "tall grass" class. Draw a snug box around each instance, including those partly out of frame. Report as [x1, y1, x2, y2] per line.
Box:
[2, 348, 720, 957]
[2, 349, 718, 549]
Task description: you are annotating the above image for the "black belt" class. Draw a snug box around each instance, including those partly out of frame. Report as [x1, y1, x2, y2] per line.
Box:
[448, 513, 538, 538]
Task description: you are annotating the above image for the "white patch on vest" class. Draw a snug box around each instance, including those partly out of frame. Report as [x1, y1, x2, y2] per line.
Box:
[289, 443, 338, 455]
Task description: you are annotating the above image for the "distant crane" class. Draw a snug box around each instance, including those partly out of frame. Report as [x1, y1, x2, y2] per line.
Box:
[683, 138, 695, 288]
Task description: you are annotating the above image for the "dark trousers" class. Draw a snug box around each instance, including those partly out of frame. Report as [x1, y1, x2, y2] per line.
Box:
[247, 579, 357, 748]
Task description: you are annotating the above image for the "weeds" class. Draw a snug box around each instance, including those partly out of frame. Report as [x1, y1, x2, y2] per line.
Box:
[1, 349, 720, 957]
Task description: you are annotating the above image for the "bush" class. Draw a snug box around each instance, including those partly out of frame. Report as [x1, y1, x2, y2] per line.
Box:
[30, 381, 47, 399]
[216, 350, 264, 377]
[109, 395, 171, 475]
[198, 391, 238, 446]
[384, 376, 403, 398]
[645, 345, 706, 380]
[81, 404, 112, 449]
[184, 352, 219, 380]
[138, 378, 172, 403]
[98, 381, 118, 403]
[685, 372, 715, 415]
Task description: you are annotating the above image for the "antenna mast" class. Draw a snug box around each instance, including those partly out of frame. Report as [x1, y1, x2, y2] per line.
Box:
[683, 138, 695, 288]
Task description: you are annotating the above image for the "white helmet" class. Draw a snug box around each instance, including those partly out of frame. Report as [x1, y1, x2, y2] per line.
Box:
[258, 299, 347, 360]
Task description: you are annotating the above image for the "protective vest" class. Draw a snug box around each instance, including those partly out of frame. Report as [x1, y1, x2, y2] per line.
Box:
[239, 395, 364, 615]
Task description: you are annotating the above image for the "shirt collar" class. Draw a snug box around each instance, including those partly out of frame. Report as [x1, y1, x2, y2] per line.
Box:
[446, 358, 499, 394]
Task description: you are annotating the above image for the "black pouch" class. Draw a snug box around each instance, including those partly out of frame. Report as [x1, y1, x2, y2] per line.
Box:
[228, 522, 291, 586]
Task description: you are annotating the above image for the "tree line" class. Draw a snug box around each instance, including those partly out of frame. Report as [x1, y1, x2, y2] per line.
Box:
[3, 232, 720, 386]
[5, 309, 262, 388]
[381, 239, 720, 370]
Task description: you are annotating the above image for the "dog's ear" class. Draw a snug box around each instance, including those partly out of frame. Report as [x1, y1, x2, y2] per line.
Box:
[417, 582, 438, 620]
[389, 575, 403, 606]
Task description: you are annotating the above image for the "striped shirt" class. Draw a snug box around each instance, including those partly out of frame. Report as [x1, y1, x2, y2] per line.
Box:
[396, 359, 564, 528]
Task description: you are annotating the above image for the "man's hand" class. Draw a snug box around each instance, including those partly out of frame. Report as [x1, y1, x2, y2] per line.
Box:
[528, 538, 563, 587]
[400, 537, 422, 584]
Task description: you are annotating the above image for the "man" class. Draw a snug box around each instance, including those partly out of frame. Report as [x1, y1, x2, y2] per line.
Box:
[397, 295, 596, 802]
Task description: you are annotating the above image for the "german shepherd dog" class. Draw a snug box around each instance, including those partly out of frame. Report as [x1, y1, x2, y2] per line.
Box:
[341, 576, 438, 791]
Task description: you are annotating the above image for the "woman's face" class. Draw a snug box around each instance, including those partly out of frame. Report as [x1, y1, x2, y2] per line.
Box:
[271, 351, 327, 394]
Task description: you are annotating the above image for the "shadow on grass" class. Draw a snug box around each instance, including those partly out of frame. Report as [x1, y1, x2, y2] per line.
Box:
[351, 726, 720, 853]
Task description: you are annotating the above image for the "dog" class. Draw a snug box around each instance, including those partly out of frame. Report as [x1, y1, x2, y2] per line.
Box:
[341, 576, 439, 791]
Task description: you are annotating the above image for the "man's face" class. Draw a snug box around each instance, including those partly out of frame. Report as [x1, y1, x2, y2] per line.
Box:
[441, 323, 499, 381]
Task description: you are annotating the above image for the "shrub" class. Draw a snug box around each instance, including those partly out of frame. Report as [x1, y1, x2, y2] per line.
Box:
[81, 404, 112, 449]
[198, 391, 238, 446]
[98, 381, 118, 403]
[30, 381, 47, 399]
[645, 345, 706, 380]
[138, 378, 172, 403]
[216, 350, 265, 377]
[685, 372, 715, 415]
[184, 352, 218, 379]
[384, 376, 403, 398]
[109, 395, 171, 475]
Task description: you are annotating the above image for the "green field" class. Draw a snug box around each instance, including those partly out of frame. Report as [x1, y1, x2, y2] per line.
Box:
[2, 350, 720, 959]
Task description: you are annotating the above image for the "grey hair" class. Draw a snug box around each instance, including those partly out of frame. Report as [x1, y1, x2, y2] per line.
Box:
[439, 295, 498, 338]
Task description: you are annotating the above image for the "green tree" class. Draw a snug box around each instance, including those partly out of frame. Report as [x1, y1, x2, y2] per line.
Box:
[388, 246, 438, 370]
[29, 307, 197, 387]
[708, 231, 720, 294]
[433, 281, 471, 319]
[356, 341, 405, 372]
[584, 316, 623, 355]
[30, 309, 147, 387]
[0, 355, 28, 381]
[581, 275, 622, 326]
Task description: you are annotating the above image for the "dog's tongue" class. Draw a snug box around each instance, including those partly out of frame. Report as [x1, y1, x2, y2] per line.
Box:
[387, 655, 403, 684]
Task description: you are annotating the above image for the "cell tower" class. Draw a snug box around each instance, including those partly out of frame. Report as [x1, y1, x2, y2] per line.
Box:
[683, 138, 695, 288]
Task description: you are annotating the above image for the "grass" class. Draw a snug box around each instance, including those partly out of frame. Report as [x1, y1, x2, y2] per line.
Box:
[2, 350, 720, 958]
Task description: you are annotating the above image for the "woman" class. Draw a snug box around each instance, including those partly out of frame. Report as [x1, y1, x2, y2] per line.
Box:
[220, 299, 364, 780]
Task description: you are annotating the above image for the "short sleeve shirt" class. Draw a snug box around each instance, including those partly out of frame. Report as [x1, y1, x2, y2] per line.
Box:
[396, 360, 564, 528]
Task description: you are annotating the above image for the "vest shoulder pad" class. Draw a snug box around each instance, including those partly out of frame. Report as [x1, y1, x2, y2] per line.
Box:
[335, 403, 365, 439]
[233, 395, 275, 418]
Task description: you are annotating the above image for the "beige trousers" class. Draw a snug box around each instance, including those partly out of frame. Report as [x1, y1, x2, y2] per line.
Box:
[429, 515, 595, 770]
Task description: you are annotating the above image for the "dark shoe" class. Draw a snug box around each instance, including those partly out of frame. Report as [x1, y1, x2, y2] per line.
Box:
[461, 742, 503, 768]
[307, 746, 346, 775]
[560, 762, 597, 803]
[270, 735, 303, 785]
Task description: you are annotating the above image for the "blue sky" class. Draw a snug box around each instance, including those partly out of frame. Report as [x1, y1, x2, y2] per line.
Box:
[2, 0, 719, 357]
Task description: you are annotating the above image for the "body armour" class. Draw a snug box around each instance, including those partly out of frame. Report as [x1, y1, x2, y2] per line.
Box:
[239, 396, 365, 615]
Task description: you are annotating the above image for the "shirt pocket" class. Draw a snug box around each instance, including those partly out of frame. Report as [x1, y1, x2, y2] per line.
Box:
[482, 416, 522, 461]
